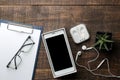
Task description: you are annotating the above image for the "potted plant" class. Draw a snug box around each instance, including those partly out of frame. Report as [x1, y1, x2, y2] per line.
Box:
[94, 32, 113, 52]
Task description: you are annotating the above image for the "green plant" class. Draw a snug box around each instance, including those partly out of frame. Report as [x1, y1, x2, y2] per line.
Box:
[94, 33, 113, 51]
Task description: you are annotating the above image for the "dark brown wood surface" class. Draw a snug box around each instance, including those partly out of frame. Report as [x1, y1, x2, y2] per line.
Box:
[1, 1, 120, 80]
[1, 0, 120, 5]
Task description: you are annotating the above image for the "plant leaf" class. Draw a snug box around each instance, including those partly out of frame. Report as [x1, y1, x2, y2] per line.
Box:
[99, 41, 103, 50]
[104, 35, 109, 39]
[96, 34, 101, 39]
[104, 39, 113, 43]
[103, 33, 107, 38]
[94, 40, 101, 47]
[95, 32, 113, 51]
[104, 43, 109, 51]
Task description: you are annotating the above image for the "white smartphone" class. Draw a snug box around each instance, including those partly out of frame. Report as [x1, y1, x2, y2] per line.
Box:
[42, 28, 77, 78]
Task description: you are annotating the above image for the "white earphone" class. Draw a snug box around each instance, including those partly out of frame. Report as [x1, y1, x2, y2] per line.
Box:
[75, 51, 81, 61]
[70, 24, 90, 44]
[82, 45, 93, 50]
[76, 45, 93, 61]
[75, 45, 120, 78]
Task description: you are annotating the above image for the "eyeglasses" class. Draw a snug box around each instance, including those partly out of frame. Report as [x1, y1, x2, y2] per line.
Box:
[6, 36, 35, 70]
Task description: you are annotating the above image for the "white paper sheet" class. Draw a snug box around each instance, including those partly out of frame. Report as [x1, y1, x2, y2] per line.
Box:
[0, 22, 41, 80]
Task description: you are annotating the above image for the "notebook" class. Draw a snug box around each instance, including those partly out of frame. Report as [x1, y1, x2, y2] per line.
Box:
[0, 20, 43, 80]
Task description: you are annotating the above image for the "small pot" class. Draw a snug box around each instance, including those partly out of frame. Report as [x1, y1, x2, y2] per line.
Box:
[95, 32, 113, 52]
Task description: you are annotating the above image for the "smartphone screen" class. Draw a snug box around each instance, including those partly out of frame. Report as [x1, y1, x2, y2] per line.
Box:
[46, 34, 72, 71]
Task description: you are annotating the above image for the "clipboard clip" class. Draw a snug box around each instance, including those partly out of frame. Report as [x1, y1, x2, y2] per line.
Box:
[7, 23, 33, 34]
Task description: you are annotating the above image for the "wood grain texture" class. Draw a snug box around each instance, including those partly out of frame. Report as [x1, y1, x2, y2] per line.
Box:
[0, 1, 120, 80]
[0, 0, 120, 6]
[0, 6, 120, 32]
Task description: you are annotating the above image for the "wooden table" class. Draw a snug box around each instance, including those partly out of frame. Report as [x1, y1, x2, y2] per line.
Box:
[1, 0, 120, 80]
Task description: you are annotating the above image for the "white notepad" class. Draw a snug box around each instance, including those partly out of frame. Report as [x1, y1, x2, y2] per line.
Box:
[0, 21, 42, 80]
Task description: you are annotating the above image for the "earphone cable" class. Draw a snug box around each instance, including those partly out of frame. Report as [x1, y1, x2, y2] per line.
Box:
[75, 46, 120, 78]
